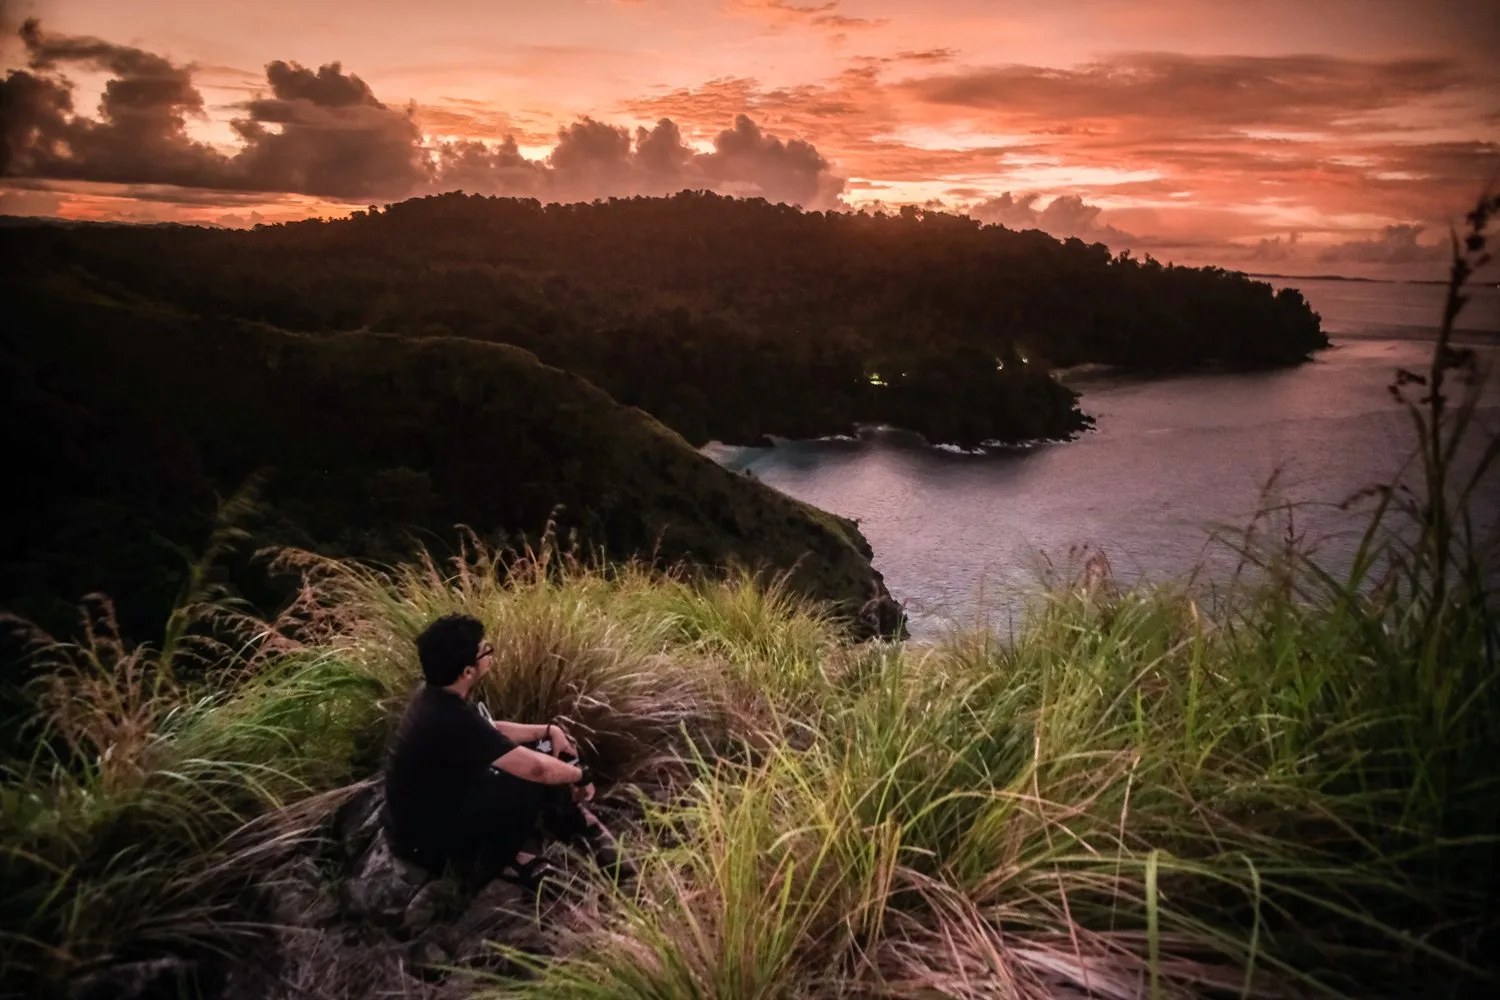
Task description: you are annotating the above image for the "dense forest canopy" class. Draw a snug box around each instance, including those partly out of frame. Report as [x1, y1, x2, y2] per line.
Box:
[4, 192, 1327, 448]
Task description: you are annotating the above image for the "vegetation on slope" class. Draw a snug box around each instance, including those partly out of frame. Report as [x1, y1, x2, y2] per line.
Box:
[0, 196, 1493, 1000]
[2, 287, 902, 662]
[2, 191, 1327, 448]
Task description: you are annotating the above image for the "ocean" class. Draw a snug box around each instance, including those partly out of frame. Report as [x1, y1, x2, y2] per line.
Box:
[706, 278, 1500, 635]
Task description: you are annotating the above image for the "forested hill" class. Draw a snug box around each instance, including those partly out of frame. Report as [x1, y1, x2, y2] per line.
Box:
[3, 192, 1326, 448]
[2, 289, 906, 654]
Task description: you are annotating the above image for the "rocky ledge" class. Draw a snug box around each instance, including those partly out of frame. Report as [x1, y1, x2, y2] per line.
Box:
[71, 779, 651, 1000]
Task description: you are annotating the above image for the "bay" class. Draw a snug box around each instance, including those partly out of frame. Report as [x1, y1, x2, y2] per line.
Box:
[706, 278, 1500, 636]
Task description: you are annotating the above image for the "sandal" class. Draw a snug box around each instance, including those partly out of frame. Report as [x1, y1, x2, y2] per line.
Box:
[500, 854, 566, 900]
[580, 822, 637, 884]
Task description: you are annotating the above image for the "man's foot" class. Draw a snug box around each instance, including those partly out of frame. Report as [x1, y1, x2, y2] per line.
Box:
[578, 812, 637, 884]
[500, 852, 565, 900]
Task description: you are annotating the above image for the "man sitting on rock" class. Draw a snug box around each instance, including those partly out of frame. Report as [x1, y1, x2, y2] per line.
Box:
[381, 612, 628, 896]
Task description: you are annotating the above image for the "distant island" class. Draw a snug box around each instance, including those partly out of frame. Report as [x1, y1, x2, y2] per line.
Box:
[1246, 271, 1386, 283]
[1245, 271, 1463, 286]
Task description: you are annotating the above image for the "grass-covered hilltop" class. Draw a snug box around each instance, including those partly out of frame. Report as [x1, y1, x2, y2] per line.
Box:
[4, 191, 1326, 449]
[1, 193, 1491, 1000]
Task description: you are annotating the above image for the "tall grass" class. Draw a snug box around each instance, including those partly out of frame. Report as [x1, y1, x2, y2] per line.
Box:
[480, 197, 1500, 999]
[0, 528, 836, 995]
[2, 196, 1496, 999]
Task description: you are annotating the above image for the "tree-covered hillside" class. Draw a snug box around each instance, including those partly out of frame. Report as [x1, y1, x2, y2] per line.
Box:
[2, 289, 904, 659]
[2, 192, 1327, 448]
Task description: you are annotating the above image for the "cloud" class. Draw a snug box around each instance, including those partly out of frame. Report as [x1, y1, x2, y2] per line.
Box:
[547, 116, 636, 196]
[1, 19, 845, 209]
[412, 98, 546, 143]
[892, 48, 958, 64]
[634, 117, 694, 180]
[3, 18, 229, 186]
[228, 59, 430, 198]
[1207, 224, 1451, 272]
[1250, 231, 1301, 262]
[967, 191, 1135, 244]
[623, 52, 1494, 252]
[0, 185, 61, 216]
[3, 20, 423, 198]
[1316, 224, 1448, 264]
[429, 114, 844, 209]
[213, 209, 266, 228]
[430, 135, 546, 196]
[623, 66, 899, 180]
[966, 191, 1040, 228]
[901, 52, 1472, 135]
[6, 15, 1491, 273]
[698, 114, 845, 207]
[731, 1, 888, 31]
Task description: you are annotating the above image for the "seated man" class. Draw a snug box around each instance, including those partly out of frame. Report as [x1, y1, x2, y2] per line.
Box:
[381, 612, 627, 895]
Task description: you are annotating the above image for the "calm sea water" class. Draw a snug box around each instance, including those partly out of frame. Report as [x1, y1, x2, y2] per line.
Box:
[706, 279, 1500, 636]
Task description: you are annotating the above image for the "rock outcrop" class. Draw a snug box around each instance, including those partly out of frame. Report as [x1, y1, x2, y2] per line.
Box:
[217, 782, 567, 1000]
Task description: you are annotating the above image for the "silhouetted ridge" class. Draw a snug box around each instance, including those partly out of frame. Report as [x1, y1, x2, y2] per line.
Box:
[1, 192, 1326, 449]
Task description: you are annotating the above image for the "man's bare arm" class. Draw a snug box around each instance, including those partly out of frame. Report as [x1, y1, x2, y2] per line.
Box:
[492, 720, 548, 743]
[492, 719, 577, 756]
[492, 746, 584, 784]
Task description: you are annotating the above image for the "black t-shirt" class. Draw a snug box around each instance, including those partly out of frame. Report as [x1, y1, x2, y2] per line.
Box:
[382, 685, 516, 858]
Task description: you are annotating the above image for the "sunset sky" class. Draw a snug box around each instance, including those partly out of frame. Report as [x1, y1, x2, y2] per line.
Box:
[3, 0, 1497, 277]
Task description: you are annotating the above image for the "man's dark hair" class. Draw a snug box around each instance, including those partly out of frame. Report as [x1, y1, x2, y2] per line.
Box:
[415, 613, 486, 686]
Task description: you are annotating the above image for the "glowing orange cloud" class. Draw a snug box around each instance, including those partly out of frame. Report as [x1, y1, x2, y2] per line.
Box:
[1, 0, 1496, 278]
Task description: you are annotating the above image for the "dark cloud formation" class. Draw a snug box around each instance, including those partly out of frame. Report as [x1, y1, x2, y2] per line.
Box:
[3, 18, 228, 185]
[1235, 226, 1448, 269]
[967, 191, 1134, 244]
[547, 116, 636, 196]
[634, 117, 694, 179]
[429, 135, 545, 197]
[699, 114, 844, 207]
[1, 19, 845, 208]
[1250, 232, 1301, 262]
[228, 59, 429, 198]
[1316, 224, 1447, 265]
[2, 19, 421, 197]
[426, 113, 843, 209]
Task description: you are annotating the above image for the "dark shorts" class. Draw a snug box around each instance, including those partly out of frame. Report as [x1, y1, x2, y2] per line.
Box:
[394, 744, 590, 883]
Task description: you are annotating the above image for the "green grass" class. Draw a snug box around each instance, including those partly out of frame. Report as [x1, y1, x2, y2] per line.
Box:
[6, 521, 1494, 997]
[2, 195, 1497, 999]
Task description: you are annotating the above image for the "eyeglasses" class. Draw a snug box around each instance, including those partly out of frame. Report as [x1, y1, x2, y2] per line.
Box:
[476, 643, 494, 663]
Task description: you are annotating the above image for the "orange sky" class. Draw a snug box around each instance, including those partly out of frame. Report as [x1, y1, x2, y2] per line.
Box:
[2, 0, 1497, 277]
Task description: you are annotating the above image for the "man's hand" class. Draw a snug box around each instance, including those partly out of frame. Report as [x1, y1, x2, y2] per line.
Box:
[549, 725, 578, 758]
[491, 718, 580, 758]
[572, 782, 595, 804]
